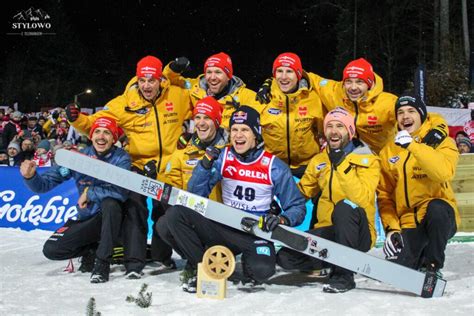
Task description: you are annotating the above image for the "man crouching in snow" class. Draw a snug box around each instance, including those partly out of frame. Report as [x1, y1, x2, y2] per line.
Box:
[20, 117, 130, 283]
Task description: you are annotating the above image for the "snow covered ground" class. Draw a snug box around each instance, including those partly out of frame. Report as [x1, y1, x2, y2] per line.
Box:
[0, 228, 473, 315]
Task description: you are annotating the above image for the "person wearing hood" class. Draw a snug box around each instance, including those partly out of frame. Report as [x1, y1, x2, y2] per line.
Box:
[161, 106, 306, 293]
[377, 94, 460, 278]
[20, 117, 130, 284]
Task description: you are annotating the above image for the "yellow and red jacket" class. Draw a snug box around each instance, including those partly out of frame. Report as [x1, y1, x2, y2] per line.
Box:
[298, 144, 381, 247]
[377, 115, 461, 232]
[163, 64, 257, 129]
[70, 76, 193, 181]
[307, 73, 448, 154]
[164, 129, 228, 202]
[254, 74, 326, 170]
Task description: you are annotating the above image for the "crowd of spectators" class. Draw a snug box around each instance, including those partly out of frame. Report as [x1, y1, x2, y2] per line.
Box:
[0, 107, 91, 167]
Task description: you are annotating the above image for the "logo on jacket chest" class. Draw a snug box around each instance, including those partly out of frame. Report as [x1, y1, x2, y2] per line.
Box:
[165, 102, 174, 112]
[367, 115, 378, 125]
[268, 108, 281, 115]
[298, 106, 307, 117]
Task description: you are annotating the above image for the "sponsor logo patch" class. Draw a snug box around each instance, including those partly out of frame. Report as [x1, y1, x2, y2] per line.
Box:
[268, 108, 281, 115]
[389, 156, 400, 164]
[316, 162, 327, 171]
[256, 246, 271, 256]
[185, 159, 199, 166]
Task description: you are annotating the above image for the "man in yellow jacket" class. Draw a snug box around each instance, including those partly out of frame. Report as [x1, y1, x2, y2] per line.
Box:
[163, 52, 257, 130]
[254, 52, 326, 177]
[158, 96, 228, 292]
[65, 55, 193, 278]
[257, 58, 449, 154]
[377, 94, 460, 276]
[277, 108, 380, 293]
[162, 96, 227, 201]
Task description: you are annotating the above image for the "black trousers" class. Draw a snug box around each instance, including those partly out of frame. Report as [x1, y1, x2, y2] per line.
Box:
[122, 192, 172, 272]
[393, 199, 456, 270]
[42, 198, 123, 262]
[156, 205, 276, 282]
[277, 199, 372, 275]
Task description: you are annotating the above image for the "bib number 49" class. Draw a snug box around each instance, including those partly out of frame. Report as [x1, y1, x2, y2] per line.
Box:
[233, 185, 255, 201]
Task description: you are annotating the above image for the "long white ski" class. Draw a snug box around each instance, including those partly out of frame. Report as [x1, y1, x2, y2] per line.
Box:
[55, 149, 446, 297]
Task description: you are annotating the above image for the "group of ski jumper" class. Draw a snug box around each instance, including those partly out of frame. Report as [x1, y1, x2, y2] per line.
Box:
[20, 51, 460, 294]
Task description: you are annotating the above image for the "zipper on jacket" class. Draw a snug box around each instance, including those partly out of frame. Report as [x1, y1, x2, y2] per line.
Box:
[286, 96, 291, 166]
[402, 153, 411, 208]
[152, 104, 163, 172]
[329, 165, 334, 203]
[352, 101, 360, 139]
[414, 206, 420, 226]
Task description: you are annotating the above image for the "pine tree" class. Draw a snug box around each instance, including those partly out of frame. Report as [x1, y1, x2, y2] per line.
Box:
[86, 297, 101, 316]
[126, 283, 152, 308]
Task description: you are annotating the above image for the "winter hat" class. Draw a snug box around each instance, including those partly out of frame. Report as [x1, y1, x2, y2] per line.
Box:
[229, 106, 262, 139]
[272, 52, 303, 80]
[7, 142, 20, 152]
[37, 139, 51, 151]
[11, 111, 22, 120]
[395, 93, 427, 123]
[193, 96, 223, 128]
[457, 136, 472, 149]
[136, 55, 163, 80]
[204, 52, 233, 79]
[324, 107, 356, 141]
[343, 58, 375, 89]
[89, 117, 119, 142]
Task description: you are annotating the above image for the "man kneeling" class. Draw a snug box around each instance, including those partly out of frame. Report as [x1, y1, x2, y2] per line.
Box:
[20, 117, 130, 283]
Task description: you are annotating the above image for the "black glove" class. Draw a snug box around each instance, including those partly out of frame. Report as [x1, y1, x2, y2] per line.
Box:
[255, 78, 273, 104]
[328, 148, 346, 170]
[169, 57, 190, 74]
[143, 159, 158, 179]
[269, 200, 282, 215]
[383, 231, 404, 258]
[201, 146, 220, 170]
[259, 214, 289, 232]
[65, 104, 80, 122]
[422, 124, 447, 149]
[52, 111, 60, 120]
[177, 132, 193, 150]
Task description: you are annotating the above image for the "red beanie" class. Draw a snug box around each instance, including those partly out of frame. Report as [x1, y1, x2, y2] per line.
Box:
[343, 58, 375, 88]
[272, 52, 303, 80]
[193, 96, 223, 128]
[136, 56, 163, 80]
[90, 117, 119, 142]
[324, 107, 356, 141]
[204, 52, 233, 79]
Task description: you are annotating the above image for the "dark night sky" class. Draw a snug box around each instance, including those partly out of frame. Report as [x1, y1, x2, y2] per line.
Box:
[1, 0, 344, 110]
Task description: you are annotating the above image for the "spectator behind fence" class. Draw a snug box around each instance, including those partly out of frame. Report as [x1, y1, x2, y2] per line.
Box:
[33, 139, 53, 167]
[16, 138, 35, 162]
[6, 142, 21, 166]
[2, 111, 23, 150]
[0, 149, 8, 165]
[456, 136, 472, 154]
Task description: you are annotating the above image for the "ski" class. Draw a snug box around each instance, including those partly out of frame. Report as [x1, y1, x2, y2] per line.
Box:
[55, 149, 446, 297]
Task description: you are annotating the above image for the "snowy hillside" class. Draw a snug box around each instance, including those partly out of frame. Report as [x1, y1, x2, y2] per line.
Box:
[0, 228, 473, 315]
